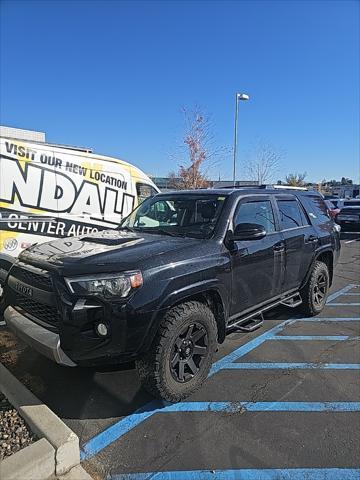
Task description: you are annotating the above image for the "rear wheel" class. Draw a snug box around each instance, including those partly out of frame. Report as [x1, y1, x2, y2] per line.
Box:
[136, 301, 217, 402]
[300, 260, 330, 316]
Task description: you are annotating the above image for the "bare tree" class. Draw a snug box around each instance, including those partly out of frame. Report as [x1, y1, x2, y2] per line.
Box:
[285, 172, 307, 186]
[246, 140, 282, 185]
[168, 106, 229, 189]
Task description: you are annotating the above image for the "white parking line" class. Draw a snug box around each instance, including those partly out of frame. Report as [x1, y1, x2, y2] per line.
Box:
[345, 238, 359, 244]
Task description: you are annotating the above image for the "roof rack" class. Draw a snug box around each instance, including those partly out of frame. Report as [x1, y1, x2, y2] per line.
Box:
[271, 185, 308, 191]
[217, 184, 308, 191]
[218, 185, 266, 189]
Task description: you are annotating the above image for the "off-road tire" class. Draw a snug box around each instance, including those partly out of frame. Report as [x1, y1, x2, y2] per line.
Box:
[136, 301, 217, 402]
[300, 260, 330, 316]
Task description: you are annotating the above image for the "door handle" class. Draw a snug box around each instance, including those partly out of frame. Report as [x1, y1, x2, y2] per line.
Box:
[273, 242, 285, 252]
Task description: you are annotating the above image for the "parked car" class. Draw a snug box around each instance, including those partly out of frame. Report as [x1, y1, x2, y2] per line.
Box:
[324, 200, 340, 219]
[331, 198, 360, 209]
[2, 187, 340, 401]
[336, 204, 360, 231]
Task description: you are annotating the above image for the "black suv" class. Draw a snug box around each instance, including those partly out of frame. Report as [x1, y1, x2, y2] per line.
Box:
[2, 188, 340, 401]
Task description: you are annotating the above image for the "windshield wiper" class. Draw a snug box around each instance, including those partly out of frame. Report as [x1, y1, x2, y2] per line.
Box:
[117, 225, 136, 233]
[145, 228, 179, 237]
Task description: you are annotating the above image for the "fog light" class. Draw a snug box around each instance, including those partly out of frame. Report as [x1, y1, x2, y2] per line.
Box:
[96, 322, 108, 337]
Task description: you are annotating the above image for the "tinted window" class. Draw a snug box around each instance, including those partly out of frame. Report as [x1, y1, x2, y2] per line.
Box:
[278, 199, 307, 229]
[234, 201, 276, 233]
[300, 195, 330, 225]
[344, 201, 360, 207]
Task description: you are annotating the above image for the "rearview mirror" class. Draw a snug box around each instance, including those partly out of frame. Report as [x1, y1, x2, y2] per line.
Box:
[233, 223, 266, 241]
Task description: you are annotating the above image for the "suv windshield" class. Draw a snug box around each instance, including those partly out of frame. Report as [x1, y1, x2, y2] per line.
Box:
[120, 194, 227, 238]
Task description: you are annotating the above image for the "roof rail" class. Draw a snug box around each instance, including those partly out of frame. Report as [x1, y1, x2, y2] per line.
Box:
[217, 185, 266, 189]
[271, 185, 308, 191]
[217, 184, 308, 191]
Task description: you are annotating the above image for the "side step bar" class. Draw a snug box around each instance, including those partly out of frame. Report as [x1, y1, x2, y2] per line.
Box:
[231, 313, 264, 332]
[227, 291, 301, 333]
[280, 293, 302, 308]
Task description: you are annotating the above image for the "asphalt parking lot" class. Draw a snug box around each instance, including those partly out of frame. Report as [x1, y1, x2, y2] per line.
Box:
[0, 232, 359, 480]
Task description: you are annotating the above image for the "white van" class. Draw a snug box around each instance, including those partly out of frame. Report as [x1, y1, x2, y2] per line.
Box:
[0, 137, 159, 257]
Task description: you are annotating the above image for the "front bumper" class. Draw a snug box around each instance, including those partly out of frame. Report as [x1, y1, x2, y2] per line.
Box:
[4, 306, 77, 367]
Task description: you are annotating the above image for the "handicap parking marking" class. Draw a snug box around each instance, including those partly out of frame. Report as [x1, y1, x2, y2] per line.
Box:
[271, 335, 350, 340]
[327, 303, 360, 306]
[109, 468, 360, 480]
[110, 468, 360, 480]
[326, 284, 360, 307]
[80, 284, 360, 475]
[223, 362, 360, 370]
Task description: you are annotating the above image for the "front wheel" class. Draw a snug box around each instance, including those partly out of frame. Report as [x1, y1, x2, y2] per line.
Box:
[300, 260, 330, 316]
[136, 301, 217, 402]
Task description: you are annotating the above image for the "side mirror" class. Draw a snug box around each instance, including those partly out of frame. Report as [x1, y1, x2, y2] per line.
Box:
[233, 223, 266, 241]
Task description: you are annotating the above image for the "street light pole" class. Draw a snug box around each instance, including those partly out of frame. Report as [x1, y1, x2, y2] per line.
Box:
[232, 92, 249, 186]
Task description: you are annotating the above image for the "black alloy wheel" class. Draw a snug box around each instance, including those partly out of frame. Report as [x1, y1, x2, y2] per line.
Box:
[312, 272, 328, 307]
[170, 322, 208, 383]
[300, 260, 330, 316]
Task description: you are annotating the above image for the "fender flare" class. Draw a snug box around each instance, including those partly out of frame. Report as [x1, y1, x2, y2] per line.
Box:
[300, 247, 334, 289]
[139, 279, 228, 353]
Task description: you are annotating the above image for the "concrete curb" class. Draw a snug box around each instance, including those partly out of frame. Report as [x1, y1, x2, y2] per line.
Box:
[0, 363, 81, 477]
[0, 438, 55, 480]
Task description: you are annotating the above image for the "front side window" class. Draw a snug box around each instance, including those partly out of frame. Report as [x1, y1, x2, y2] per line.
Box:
[234, 200, 276, 233]
[120, 194, 227, 238]
[277, 199, 307, 230]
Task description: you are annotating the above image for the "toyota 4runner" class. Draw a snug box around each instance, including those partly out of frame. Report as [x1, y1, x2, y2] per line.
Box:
[1, 187, 341, 401]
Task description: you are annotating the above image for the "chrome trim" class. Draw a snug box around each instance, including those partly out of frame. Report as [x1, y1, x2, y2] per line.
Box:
[4, 306, 76, 367]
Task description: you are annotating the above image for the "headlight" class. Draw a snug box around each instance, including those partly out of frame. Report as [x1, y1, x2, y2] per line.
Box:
[65, 271, 143, 298]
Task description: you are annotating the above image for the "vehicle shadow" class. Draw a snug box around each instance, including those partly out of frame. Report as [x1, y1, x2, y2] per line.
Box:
[0, 305, 298, 421]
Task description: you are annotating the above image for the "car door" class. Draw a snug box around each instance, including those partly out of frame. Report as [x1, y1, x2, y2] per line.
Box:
[229, 196, 284, 317]
[275, 194, 317, 291]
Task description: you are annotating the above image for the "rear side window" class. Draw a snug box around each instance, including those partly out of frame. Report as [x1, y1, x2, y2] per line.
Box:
[234, 200, 276, 233]
[136, 183, 157, 204]
[277, 200, 307, 230]
[299, 195, 330, 225]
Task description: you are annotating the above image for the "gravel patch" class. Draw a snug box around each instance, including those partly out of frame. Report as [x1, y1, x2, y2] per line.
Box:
[0, 392, 37, 460]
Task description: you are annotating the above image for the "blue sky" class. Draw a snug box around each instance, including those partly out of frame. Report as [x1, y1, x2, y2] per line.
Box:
[0, 0, 359, 183]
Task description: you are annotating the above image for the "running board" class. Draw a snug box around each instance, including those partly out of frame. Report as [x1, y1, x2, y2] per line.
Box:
[280, 293, 302, 308]
[231, 313, 264, 332]
[226, 291, 301, 333]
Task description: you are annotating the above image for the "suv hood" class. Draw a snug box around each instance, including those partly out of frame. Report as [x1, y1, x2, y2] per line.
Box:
[19, 229, 202, 274]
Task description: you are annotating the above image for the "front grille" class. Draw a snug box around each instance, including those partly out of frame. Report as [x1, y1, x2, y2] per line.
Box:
[11, 264, 53, 291]
[14, 291, 61, 328]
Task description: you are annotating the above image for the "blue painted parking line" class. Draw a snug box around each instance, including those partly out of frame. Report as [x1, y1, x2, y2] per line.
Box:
[81, 318, 296, 460]
[82, 401, 360, 459]
[223, 362, 360, 369]
[271, 335, 350, 340]
[326, 284, 358, 303]
[326, 303, 360, 306]
[298, 318, 359, 321]
[158, 401, 360, 413]
[109, 468, 360, 480]
[342, 292, 360, 296]
[80, 284, 360, 463]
